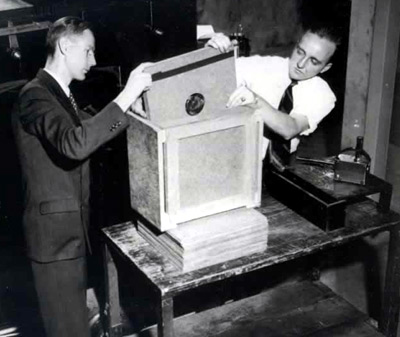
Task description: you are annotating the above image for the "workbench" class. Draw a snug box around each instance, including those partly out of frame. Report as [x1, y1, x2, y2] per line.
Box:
[102, 194, 400, 337]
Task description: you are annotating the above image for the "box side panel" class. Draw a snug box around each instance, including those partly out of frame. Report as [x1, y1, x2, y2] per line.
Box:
[162, 112, 263, 224]
[127, 117, 162, 228]
[247, 112, 264, 207]
[144, 49, 237, 127]
[178, 126, 246, 208]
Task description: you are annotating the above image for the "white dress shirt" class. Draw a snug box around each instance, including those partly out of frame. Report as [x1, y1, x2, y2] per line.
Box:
[43, 68, 70, 97]
[236, 55, 336, 154]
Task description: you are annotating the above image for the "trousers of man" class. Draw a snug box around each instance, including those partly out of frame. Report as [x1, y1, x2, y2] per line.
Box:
[31, 257, 90, 337]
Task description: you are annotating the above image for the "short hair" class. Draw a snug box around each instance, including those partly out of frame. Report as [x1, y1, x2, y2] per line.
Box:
[304, 23, 343, 48]
[46, 16, 91, 57]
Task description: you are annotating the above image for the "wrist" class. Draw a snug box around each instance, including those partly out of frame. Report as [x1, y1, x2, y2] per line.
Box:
[114, 90, 139, 113]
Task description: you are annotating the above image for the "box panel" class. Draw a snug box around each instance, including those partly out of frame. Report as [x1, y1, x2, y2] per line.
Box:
[178, 126, 246, 208]
[127, 116, 165, 228]
[143, 48, 237, 128]
[163, 110, 263, 227]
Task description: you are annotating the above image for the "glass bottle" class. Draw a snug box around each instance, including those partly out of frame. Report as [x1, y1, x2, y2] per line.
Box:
[354, 136, 370, 165]
[230, 24, 250, 57]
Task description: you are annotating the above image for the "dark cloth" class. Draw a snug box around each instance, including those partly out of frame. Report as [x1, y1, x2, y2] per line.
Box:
[12, 69, 130, 336]
[265, 80, 297, 172]
[31, 257, 88, 337]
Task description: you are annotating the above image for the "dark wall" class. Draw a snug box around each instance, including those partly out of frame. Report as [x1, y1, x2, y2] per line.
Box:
[198, 0, 299, 56]
[0, 89, 24, 245]
[1, 0, 197, 83]
[390, 39, 400, 147]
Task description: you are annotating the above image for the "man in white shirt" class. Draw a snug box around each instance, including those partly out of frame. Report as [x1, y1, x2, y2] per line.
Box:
[207, 25, 341, 171]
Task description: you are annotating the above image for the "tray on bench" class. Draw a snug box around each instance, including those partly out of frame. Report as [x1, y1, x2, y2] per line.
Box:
[265, 162, 392, 231]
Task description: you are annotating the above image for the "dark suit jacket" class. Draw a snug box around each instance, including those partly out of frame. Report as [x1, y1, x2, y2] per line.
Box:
[12, 69, 130, 262]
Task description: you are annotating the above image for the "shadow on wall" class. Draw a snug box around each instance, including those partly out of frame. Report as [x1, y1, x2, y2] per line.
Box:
[197, 0, 350, 55]
[197, 0, 299, 56]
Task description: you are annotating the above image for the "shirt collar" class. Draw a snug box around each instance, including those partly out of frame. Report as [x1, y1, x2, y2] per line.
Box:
[43, 68, 70, 97]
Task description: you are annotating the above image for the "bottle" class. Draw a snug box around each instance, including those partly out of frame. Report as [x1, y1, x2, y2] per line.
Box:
[229, 24, 250, 57]
[354, 136, 370, 165]
[337, 136, 370, 166]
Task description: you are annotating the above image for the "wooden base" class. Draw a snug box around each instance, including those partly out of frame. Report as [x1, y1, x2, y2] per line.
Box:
[137, 208, 269, 272]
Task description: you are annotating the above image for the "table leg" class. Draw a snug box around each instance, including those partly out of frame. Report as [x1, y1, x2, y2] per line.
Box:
[378, 182, 393, 212]
[157, 296, 175, 337]
[380, 228, 400, 337]
[103, 244, 123, 337]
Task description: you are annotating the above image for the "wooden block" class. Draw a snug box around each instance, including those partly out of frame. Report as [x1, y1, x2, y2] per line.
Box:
[137, 208, 269, 272]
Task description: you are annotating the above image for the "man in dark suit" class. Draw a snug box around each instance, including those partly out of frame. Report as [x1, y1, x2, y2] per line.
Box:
[12, 16, 152, 337]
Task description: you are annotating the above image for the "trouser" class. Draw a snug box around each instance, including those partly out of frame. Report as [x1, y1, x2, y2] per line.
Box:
[31, 256, 90, 337]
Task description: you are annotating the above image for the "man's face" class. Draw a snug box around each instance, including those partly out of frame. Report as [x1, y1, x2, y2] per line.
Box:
[65, 29, 96, 81]
[288, 31, 336, 81]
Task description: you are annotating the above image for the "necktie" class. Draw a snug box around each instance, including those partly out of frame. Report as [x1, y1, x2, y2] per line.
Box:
[266, 80, 297, 172]
[68, 92, 79, 116]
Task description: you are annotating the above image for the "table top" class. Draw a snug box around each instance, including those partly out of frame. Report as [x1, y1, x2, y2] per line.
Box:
[102, 195, 400, 297]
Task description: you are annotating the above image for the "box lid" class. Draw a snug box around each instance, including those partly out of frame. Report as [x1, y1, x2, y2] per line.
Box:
[143, 47, 239, 128]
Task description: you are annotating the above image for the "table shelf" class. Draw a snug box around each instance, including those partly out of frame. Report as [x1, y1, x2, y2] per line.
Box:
[130, 280, 384, 337]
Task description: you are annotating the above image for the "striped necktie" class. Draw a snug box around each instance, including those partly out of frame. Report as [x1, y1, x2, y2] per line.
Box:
[266, 80, 297, 172]
[68, 92, 79, 116]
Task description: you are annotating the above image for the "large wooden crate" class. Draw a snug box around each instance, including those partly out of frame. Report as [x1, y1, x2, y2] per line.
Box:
[127, 47, 264, 232]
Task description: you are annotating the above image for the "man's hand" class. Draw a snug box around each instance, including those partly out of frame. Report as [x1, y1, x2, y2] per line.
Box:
[114, 62, 153, 113]
[206, 33, 234, 53]
[124, 63, 152, 100]
[226, 85, 259, 109]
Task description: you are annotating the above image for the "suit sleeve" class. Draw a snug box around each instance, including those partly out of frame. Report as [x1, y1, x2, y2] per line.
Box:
[18, 86, 130, 160]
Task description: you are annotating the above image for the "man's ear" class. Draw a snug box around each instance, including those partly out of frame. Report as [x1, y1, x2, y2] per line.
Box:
[320, 62, 332, 73]
[58, 37, 70, 55]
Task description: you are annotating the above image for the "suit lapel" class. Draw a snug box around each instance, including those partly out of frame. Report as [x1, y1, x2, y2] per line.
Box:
[36, 69, 82, 125]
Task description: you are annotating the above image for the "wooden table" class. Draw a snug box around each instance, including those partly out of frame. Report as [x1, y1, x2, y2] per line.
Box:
[101, 195, 400, 337]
